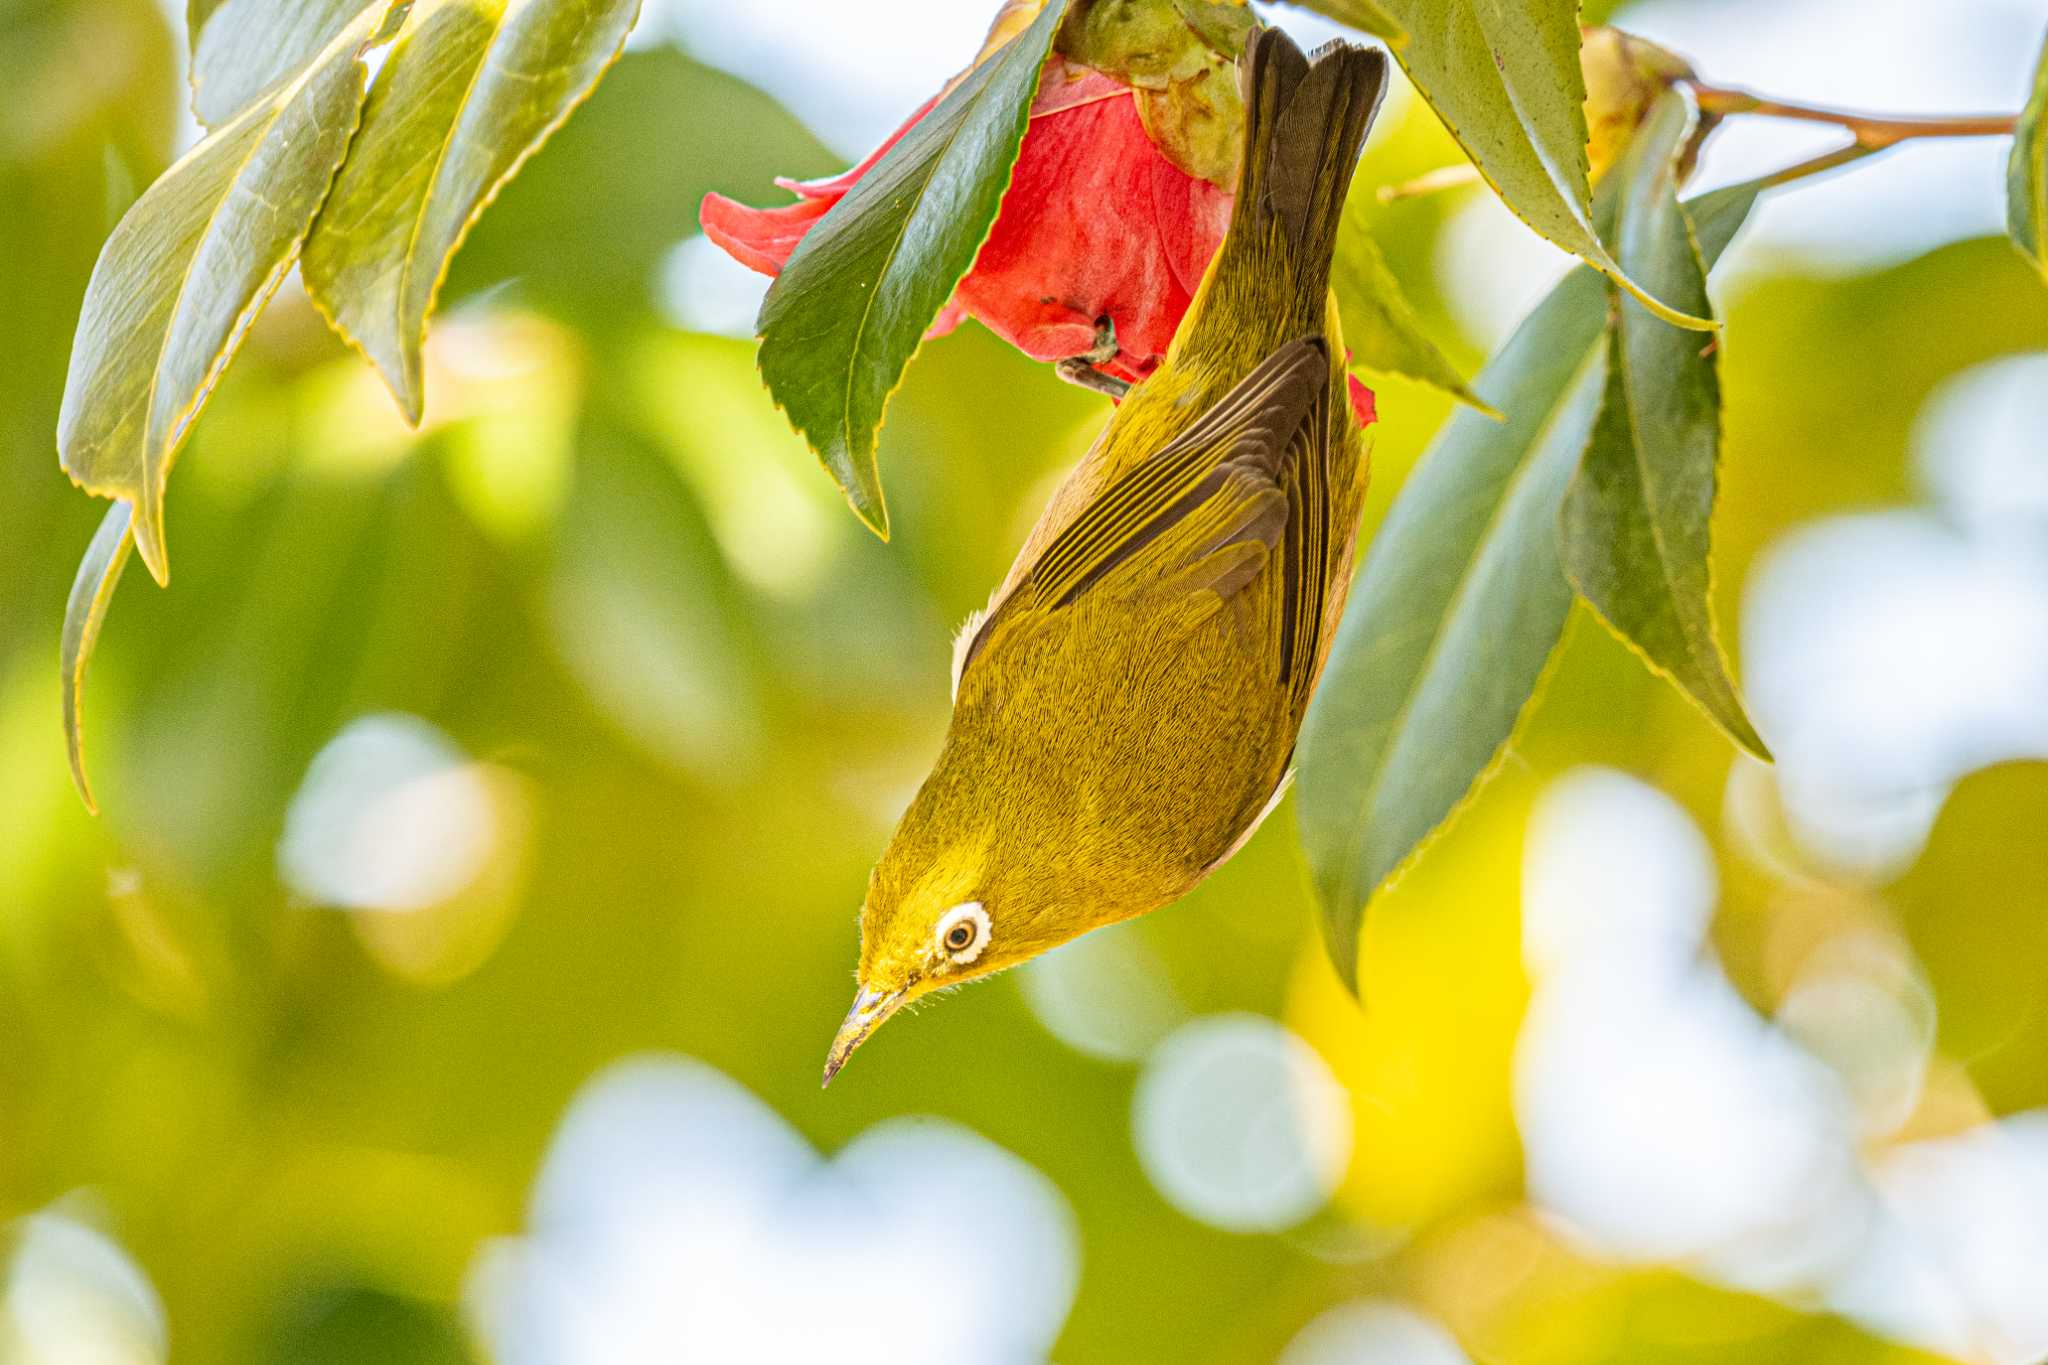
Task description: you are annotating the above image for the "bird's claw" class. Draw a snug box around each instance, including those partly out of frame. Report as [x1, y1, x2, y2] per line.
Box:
[1080, 314, 1119, 366]
[1056, 316, 1131, 399]
[1056, 358, 1132, 400]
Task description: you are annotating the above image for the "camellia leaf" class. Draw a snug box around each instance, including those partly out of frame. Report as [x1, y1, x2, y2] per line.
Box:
[57, 0, 392, 585]
[1289, 0, 1405, 44]
[1369, 0, 1712, 331]
[755, 0, 1070, 537]
[1560, 95, 1768, 758]
[2008, 29, 2048, 281]
[188, 0, 371, 128]
[1296, 174, 1762, 991]
[1333, 200, 1494, 414]
[61, 502, 138, 813]
[301, 0, 642, 423]
[1297, 267, 1607, 990]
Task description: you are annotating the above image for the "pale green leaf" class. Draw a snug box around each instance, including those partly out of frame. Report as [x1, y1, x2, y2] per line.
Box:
[301, 0, 641, 423]
[1560, 95, 1767, 758]
[1287, 0, 1405, 44]
[2008, 29, 2048, 281]
[1685, 179, 1762, 265]
[755, 0, 1070, 538]
[61, 502, 138, 814]
[57, 2, 391, 584]
[189, 0, 369, 128]
[1372, 0, 1712, 331]
[1333, 200, 1494, 413]
[1295, 175, 1762, 990]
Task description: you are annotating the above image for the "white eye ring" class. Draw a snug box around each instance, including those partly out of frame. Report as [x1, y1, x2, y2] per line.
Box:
[935, 901, 990, 965]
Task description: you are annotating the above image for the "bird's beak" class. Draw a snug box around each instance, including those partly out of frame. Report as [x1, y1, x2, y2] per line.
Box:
[822, 984, 907, 1088]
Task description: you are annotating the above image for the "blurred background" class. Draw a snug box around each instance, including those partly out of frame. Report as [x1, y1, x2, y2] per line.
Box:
[4, 0, 2048, 1360]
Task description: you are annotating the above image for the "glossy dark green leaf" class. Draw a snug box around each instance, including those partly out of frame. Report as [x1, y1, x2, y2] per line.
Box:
[1298, 267, 1607, 988]
[1371, 0, 1711, 331]
[60, 501, 137, 813]
[1288, 0, 1405, 43]
[56, 1, 391, 584]
[1296, 173, 1762, 989]
[2008, 29, 2048, 281]
[1560, 95, 1767, 757]
[755, 0, 1069, 537]
[188, 0, 368, 127]
[1333, 200, 1493, 414]
[301, 0, 640, 423]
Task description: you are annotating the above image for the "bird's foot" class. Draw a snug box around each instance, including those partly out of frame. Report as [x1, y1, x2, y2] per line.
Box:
[1055, 315, 1131, 399]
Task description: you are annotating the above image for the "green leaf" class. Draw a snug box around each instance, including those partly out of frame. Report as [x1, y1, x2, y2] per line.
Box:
[2008, 28, 2048, 281]
[61, 502, 138, 814]
[1560, 95, 1767, 758]
[301, 0, 642, 423]
[1298, 266, 1608, 989]
[1333, 201, 1495, 414]
[188, 0, 371, 128]
[1295, 175, 1763, 990]
[57, 1, 391, 585]
[1371, 0, 1713, 331]
[1287, 0, 1406, 44]
[1685, 179, 1762, 265]
[755, 0, 1070, 538]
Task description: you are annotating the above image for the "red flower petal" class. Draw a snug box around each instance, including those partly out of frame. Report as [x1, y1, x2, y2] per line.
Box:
[953, 91, 1231, 381]
[696, 62, 1230, 384]
[699, 191, 833, 275]
[1347, 373, 1377, 429]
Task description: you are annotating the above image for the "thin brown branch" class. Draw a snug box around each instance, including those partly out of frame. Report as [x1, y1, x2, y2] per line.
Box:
[1685, 81, 2017, 149]
[1750, 139, 1887, 190]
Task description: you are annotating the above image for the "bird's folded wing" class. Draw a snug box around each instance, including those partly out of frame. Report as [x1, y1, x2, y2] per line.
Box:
[958, 336, 1333, 696]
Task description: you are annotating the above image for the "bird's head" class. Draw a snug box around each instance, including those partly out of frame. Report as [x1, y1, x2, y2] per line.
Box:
[823, 809, 1087, 1085]
[822, 840, 1024, 1087]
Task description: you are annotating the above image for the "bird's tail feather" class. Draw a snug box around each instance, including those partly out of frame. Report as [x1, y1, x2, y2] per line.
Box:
[1181, 28, 1388, 354]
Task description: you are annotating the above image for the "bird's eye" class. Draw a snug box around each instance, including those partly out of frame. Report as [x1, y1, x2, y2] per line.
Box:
[934, 902, 990, 965]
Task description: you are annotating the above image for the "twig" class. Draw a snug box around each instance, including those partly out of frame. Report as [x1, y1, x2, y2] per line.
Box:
[1750, 140, 1886, 190]
[1378, 163, 1481, 203]
[1685, 81, 2017, 149]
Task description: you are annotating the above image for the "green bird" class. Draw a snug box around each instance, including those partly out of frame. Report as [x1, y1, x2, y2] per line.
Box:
[826, 27, 1388, 1085]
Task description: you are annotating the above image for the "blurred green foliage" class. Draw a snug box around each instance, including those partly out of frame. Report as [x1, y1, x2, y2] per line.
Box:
[2, 1, 2045, 1362]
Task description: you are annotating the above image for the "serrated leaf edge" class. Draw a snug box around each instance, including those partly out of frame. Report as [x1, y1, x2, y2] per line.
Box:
[63, 4, 394, 585]
[61, 501, 138, 813]
[1313, 338, 1604, 989]
[304, 0, 643, 425]
[754, 0, 1072, 540]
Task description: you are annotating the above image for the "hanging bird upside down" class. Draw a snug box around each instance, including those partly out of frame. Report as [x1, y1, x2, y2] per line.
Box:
[826, 27, 1388, 1085]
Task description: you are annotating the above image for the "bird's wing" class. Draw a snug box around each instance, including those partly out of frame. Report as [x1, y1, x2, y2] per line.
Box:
[959, 336, 1334, 707]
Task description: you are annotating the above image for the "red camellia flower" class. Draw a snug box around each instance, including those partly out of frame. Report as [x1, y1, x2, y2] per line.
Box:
[700, 8, 1376, 428]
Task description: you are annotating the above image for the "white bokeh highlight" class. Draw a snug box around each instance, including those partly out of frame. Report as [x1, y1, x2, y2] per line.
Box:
[1516, 768, 1861, 1289]
[1828, 1115, 2048, 1364]
[278, 713, 500, 913]
[1133, 1014, 1352, 1234]
[1018, 924, 1186, 1063]
[1740, 343, 2048, 883]
[1517, 767, 2048, 1363]
[1, 1207, 165, 1365]
[1913, 351, 2048, 539]
[469, 1055, 1080, 1365]
[1279, 1300, 1471, 1365]
[659, 235, 772, 340]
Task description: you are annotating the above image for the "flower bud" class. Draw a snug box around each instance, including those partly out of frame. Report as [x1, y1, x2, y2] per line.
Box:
[1581, 26, 1702, 185]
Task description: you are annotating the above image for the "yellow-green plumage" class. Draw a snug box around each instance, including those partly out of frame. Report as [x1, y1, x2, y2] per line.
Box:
[827, 29, 1389, 1084]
